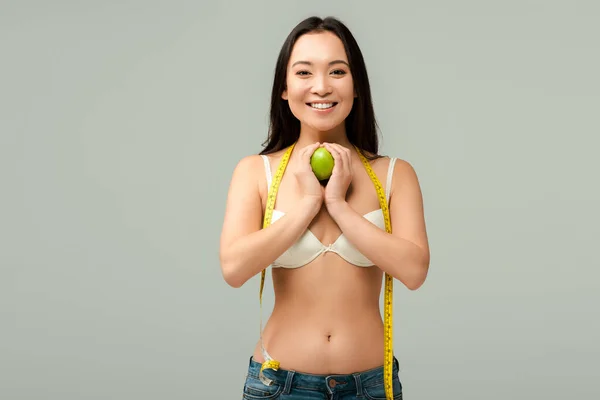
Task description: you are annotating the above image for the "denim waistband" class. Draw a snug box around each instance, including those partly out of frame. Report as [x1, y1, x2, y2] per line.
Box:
[247, 356, 399, 395]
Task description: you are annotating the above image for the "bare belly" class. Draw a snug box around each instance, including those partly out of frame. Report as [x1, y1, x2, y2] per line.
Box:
[252, 254, 387, 375]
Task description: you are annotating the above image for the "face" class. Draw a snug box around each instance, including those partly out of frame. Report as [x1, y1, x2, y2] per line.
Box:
[282, 31, 356, 133]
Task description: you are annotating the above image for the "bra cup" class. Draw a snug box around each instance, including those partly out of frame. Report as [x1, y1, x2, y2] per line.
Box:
[330, 234, 374, 266]
[363, 208, 385, 226]
[329, 209, 385, 266]
[269, 209, 386, 269]
[270, 209, 285, 223]
[272, 229, 326, 268]
[270, 211, 325, 267]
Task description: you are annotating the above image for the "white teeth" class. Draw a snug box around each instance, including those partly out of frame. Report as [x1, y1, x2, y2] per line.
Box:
[310, 103, 334, 109]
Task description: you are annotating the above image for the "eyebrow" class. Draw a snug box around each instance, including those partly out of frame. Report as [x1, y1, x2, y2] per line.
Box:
[291, 60, 349, 68]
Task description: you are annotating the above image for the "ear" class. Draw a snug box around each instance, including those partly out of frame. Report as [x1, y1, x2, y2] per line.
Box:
[282, 89, 288, 100]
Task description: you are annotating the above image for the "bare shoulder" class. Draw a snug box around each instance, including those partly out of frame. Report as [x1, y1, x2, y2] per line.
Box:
[261, 148, 288, 163]
[227, 153, 268, 197]
[385, 157, 425, 208]
[232, 153, 264, 172]
[361, 153, 418, 188]
[390, 157, 421, 188]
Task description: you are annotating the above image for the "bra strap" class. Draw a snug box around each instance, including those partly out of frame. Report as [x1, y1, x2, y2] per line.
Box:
[385, 157, 397, 204]
[260, 155, 272, 190]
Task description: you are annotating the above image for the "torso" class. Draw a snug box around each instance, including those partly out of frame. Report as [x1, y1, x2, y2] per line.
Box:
[253, 147, 395, 374]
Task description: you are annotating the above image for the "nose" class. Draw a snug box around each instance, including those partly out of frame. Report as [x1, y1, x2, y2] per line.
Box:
[311, 74, 332, 96]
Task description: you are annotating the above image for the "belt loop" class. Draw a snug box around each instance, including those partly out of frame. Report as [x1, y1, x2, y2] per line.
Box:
[283, 370, 295, 395]
[352, 373, 363, 396]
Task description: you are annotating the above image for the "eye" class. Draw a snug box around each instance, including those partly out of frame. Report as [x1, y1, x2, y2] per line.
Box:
[331, 69, 347, 76]
[295, 70, 311, 76]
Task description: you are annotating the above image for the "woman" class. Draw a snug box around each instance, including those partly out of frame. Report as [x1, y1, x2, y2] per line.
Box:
[219, 16, 430, 400]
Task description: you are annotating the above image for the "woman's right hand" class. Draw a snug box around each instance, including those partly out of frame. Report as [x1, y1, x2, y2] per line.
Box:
[292, 142, 324, 206]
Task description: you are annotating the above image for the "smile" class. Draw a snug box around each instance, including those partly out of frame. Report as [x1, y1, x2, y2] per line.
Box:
[307, 102, 338, 110]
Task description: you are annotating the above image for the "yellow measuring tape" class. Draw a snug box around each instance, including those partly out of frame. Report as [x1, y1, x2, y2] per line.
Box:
[259, 143, 394, 399]
[258, 143, 295, 382]
[355, 146, 395, 400]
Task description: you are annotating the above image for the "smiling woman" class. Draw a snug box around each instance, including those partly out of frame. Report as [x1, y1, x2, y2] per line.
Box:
[283, 38, 355, 131]
[219, 15, 429, 400]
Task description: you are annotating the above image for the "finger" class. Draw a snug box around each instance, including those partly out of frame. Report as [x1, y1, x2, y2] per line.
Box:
[323, 143, 344, 175]
[338, 145, 352, 176]
[301, 142, 321, 163]
[328, 143, 347, 161]
[342, 147, 352, 174]
[304, 142, 320, 153]
[323, 142, 341, 160]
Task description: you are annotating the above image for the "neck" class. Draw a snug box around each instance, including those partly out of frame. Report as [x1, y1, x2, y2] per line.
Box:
[295, 123, 353, 149]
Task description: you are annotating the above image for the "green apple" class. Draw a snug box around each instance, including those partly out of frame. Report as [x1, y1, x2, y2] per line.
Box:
[310, 147, 335, 181]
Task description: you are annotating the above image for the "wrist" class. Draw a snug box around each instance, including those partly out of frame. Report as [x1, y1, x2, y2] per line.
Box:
[325, 199, 350, 218]
[300, 196, 322, 216]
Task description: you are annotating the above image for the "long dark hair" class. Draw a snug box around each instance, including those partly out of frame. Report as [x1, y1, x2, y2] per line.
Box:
[259, 16, 381, 160]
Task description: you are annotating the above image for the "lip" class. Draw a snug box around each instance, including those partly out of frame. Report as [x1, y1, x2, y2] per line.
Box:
[306, 101, 338, 114]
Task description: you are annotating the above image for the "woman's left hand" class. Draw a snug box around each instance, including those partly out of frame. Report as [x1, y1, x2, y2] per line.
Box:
[322, 142, 353, 207]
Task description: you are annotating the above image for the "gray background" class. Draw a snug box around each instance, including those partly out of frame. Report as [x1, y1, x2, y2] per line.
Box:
[2, 0, 598, 399]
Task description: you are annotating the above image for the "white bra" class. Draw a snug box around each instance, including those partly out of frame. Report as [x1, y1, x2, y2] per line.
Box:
[261, 155, 397, 268]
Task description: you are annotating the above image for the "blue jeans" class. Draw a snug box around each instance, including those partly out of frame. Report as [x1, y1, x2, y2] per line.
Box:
[242, 356, 403, 400]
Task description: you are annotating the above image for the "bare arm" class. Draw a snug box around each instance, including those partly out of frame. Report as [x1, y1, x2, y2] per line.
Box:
[327, 158, 430, 290]
[219, 154, 321, 288]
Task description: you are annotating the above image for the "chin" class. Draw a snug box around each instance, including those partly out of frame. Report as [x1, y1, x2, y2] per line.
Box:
[304, 113, 350, 133]
[305, 120, 344, 134]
